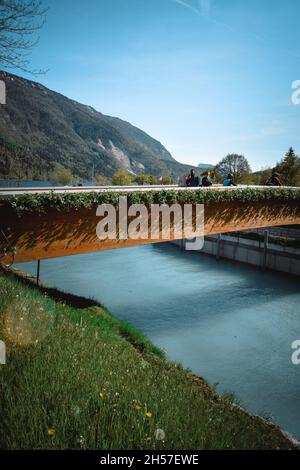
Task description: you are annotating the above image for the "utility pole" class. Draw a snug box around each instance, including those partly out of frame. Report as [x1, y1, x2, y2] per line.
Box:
[36, 260, 41, 286]
[91, 164, 95, 185]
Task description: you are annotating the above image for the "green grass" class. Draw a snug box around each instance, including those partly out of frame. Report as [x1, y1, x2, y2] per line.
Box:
[0, 270, 297, 450]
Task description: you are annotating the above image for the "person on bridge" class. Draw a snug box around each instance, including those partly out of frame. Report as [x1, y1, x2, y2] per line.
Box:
[266, 172, 282, 187]
[223, 174, 237, 187]
[201, 172, 213, 187]
[186, 169, 199, 187]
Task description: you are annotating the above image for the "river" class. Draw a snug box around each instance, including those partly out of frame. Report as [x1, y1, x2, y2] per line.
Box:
[16, 243, 300, 439]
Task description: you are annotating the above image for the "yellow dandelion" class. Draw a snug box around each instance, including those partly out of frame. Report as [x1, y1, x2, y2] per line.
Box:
[98, 391, 104, 399]
[146, 411, 153, 418]
[134, 403, 142, 411]
[47, 428, 55, 437]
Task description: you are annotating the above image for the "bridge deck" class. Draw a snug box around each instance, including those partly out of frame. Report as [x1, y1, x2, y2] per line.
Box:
[0, 185, 299, 264]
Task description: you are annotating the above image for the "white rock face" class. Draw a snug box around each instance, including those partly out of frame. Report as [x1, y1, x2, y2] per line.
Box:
[109, 140, 131, 169]
[136, 162, 145, 170]
[97, 138, 106, 150]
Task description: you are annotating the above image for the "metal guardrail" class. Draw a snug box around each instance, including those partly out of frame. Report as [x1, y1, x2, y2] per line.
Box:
[245, 227, 300, 240]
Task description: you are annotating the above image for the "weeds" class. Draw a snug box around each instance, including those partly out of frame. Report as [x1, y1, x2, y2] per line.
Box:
[0, 273, 296, 450]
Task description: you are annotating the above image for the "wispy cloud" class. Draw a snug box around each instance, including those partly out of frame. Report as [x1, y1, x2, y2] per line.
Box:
[171, 1, 300, 61]
[171, 0, 235, 31]
[199, 0, 212, 18]
[171, 0, 202, 16]
[171, 0, 212, 17]
[170, 1, 258, 37]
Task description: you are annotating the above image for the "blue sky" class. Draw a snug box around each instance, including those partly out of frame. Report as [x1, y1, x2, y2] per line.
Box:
[11, 0, 300, 170]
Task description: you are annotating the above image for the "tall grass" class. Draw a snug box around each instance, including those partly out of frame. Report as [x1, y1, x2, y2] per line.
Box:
[0, 272, 296, 450]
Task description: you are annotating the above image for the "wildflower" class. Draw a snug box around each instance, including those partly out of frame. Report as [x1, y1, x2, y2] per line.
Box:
[77, 435, 85, 448]
[146, 411, 153, 418]
[47, 428, 55, 437]
[155, 429, 166, 441]
[134, 403, 142, 411]
[98, 391, 104, 399]
[73, 406, 80, 416]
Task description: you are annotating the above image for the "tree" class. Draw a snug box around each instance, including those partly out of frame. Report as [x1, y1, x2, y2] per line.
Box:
[95, 174, 110, 185]
[0, 0, 47, 73]
[215, 154, 251, 182]
[275, 147, 300, 186]
[112, 169, 132, 186]
[134, 173, 158, 185]
[134, 173, 150, 185]
[161, 175, 174, 185]
[254, 167, 273, 186]
[148, 174, 158, 185]
[48, 163, 75, 185]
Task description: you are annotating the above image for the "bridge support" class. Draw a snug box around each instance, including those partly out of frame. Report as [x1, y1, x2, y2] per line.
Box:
[36, 260, 41, 286]
[216, 234, 222, 260]
[262, 230, 269, 271]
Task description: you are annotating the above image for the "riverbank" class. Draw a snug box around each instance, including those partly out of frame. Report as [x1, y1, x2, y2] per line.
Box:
[0, 266, 298, 450]
[172, 231, 300, 276]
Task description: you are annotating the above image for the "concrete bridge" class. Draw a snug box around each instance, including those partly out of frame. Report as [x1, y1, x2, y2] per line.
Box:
[0, 185, 299, 264]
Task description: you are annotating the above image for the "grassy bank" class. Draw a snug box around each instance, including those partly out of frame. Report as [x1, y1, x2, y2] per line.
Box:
[0, 269, 297, 450]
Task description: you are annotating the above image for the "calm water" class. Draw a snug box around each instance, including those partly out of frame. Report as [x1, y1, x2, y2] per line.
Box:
[16, 244, 300, 438]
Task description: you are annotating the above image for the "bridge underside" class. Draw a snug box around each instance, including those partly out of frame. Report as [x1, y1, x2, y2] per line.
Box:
[0, 199, 300, 264]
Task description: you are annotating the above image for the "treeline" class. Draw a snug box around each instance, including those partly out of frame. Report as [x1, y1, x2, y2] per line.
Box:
[1, 136, 299, 187]
[0, 135, 49, 181]
[254, 147, 300, 187]
[204, 148, 300, 186]
[106, 148, 300, 187]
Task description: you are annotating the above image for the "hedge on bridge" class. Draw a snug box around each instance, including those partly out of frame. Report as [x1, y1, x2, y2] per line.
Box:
[1, 187, 300, 216]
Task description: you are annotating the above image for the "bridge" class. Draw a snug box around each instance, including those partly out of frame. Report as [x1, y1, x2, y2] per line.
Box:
[0, 185, 299, 264]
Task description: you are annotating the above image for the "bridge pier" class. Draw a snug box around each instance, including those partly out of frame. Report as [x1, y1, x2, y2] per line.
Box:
[262, 230, 269, 271]
[216, 234, 222, 260]
[36, 260, 41, 286]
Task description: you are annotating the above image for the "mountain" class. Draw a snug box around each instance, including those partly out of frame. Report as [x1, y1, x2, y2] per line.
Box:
[0, 70, 196, 181]
[198, 163, 214, 170]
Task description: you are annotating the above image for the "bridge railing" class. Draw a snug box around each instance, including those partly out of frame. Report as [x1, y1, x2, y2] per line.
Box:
[0, 184, 299, 196]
